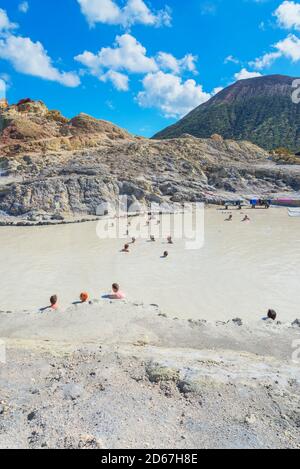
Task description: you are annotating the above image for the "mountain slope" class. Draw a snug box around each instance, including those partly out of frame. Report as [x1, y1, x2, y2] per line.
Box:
[153, 75, 300, 151]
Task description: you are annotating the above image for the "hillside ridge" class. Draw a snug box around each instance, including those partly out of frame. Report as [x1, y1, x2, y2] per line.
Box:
[153, 75, 300, 152]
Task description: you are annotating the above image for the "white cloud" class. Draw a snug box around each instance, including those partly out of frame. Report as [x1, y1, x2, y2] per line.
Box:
[0, 78, 6, 99]
[274, 1, 300, 30]
[0, 8, 80, 87]
[234, 68, 262, 80]
[75, 34, 158, 77]
[0, 34, 80, 87]
[18, 2, 29, 14]
[250, 51, 282, 70]
[78, 0, 120, 26]
[77, 0, 171, 28]
[100, 70, 129, 91]
[137, 71, 211, 118]
[75, 34, 200, 92]
[275, 33, 300, 61]
[250, 33, 300, 69]
[212, 86, 223, 95]
[224, 55, 240, 65]
[0, 8, 17, 31]
[156, 52, 198, 75]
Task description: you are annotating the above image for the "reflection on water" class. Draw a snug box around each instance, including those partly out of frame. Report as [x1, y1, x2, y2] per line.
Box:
[0, 208, 300, 321]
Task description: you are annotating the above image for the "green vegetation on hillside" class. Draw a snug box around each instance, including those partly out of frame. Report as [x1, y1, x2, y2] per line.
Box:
[154, 77, 300, 152]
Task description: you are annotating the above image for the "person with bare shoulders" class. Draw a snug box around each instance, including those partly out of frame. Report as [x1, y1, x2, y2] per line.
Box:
[167, 236, 173, 244]
[80, 292, 89, 303]
[267, 309, 277, 321]
[39, 295, 59, 312]
[110, 283, 126, 300]
[50, 295, 58, 310]
[262, 309, 277, 321]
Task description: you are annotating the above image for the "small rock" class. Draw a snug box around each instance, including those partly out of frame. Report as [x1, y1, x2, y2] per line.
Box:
[160, 383, 174, 398]
[232, 318, 243, 326]
[78, 434, 104, 449]
[177, 380, 203, 396]
[245, 414, 256, 425]
[158, 313, 167, 318]
[63, 383, 83, 401]
[133, 338, 149, 347]
[51, 213, 65, 221]
[188, 319, 207, 327]
[27, 411, 37, 422]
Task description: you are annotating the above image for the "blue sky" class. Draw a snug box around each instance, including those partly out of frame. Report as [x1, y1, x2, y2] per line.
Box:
[0, 0, 300, 137]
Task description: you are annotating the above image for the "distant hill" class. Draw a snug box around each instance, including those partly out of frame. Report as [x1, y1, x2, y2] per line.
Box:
[153, 75, 300, 152]
[0, 99, 131, 156]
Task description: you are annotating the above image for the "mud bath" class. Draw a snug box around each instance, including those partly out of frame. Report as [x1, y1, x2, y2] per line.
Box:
[0, 208, 300, 321]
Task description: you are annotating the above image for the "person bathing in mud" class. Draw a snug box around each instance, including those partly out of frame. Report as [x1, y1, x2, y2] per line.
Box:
[267, 309, 277, 321]
[50, 295, 58, 310]
[80, 292, 89, 303]
[262, 309, 277, 321]
[39, 295, 59, 312]
[110, 283, 126, 300]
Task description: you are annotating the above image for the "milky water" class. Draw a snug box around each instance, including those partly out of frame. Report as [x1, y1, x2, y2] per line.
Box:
[0, 208, 300, 321]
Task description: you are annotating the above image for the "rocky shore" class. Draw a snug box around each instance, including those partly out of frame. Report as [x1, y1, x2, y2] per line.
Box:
[0, 301, 300, 449]
[1, 100, 300, 225]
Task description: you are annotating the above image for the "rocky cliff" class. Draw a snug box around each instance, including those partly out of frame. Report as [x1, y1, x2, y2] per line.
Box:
[1, 99, 300, 224]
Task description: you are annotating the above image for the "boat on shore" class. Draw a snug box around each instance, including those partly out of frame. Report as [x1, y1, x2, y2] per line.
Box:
[272, 197, 300, 208]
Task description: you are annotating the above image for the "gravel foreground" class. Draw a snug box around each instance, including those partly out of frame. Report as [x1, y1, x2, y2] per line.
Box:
[0, 301, 300, 449]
